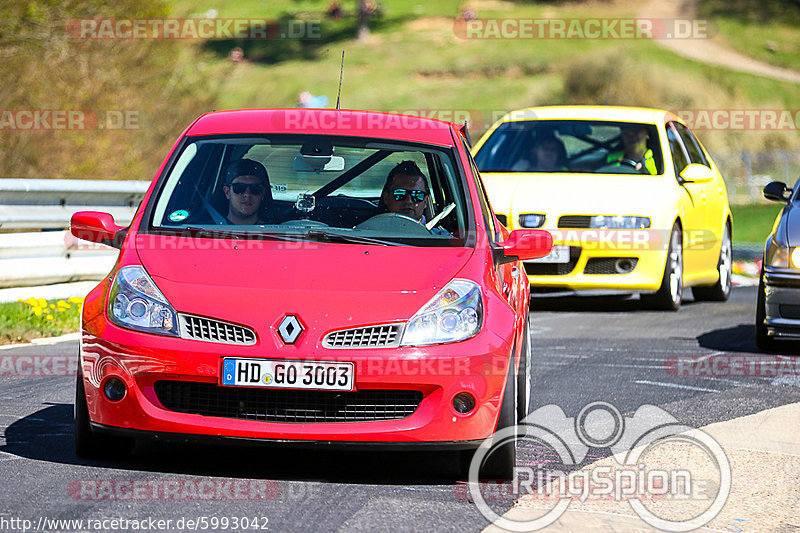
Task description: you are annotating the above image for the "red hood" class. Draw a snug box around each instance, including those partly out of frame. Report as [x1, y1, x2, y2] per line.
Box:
[134, 234, 474, 331]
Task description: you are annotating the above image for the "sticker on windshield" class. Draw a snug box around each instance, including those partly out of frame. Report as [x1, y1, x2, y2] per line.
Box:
[168, 209, 189, 222]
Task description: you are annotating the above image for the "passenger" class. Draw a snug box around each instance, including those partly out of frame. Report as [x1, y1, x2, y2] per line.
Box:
[222, 159, 271, 225]
[513, 135, 568, 172]
[379, 161, 450, 236]
[606, 125, 657, 175]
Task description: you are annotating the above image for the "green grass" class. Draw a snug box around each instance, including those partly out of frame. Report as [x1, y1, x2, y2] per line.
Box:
[0, 298, 82, 345]
[731, 202, 785, 243]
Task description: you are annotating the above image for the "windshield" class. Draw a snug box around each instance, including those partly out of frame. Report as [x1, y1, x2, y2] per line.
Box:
[474, 119, 664, 175]
[148, 135, 469, 246]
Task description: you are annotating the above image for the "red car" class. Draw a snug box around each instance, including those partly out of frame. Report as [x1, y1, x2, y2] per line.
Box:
[71, 109, 552, 478]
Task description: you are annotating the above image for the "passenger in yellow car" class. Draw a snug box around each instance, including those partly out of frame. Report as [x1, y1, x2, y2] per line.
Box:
[606, 125, 657, 175]
[513, 136, 568, 172]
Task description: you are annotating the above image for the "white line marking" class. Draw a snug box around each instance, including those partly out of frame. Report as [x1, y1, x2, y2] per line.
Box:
[634, 380, 720, 393]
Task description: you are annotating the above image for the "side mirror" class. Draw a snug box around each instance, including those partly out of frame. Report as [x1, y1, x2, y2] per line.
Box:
[71, 211, 126, 249]
[763, 181, 792, 203]
[494, 229, 553, 265]
[679, 163, 714, 183]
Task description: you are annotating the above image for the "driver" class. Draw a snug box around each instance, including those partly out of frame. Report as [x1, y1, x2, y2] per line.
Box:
[379, 161, 450, 236]
[606, 125, 657, 175]
[222, 159, 270, 224]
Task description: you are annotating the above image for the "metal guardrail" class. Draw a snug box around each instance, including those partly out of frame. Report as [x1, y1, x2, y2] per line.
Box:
[0, 178, 150, 288]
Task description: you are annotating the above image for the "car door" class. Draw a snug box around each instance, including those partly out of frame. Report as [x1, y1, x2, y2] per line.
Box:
[665, 121, 706, 276]
[673, 122, 724, 270]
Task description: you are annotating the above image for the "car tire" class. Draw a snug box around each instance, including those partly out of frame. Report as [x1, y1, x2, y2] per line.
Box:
[516, 317, 531, 423]
[641, 223, 683, 311]
[755, 266, 778, 353]
[75, 368, 134, 459]
[692, 224, 732, 302]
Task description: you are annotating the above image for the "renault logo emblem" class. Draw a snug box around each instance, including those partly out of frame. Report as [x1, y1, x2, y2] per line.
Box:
[278, 315, 304, 344]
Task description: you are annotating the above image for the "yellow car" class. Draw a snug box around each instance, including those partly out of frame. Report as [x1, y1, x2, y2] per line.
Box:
[473, 106, 732, 310]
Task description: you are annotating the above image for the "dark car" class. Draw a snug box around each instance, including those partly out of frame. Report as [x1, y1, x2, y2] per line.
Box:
[756, 178, 800, 351]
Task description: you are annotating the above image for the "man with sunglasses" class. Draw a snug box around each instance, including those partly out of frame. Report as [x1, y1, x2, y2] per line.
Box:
[223, 159, 271, 225]
[380, 161, 450, 236]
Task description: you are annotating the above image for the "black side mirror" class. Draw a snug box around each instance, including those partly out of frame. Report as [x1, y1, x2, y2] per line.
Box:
[763, 181, 792, 203]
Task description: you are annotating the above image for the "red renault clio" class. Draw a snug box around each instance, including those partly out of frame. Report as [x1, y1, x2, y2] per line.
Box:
[71, 109, 551, 478]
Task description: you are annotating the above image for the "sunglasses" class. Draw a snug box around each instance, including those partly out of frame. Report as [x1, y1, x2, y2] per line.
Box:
[391, 188, 427, 203]
[230, 183, 265, 195]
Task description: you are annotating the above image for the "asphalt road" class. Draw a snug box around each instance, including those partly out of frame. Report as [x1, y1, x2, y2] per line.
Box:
[1, 286, 798, 532]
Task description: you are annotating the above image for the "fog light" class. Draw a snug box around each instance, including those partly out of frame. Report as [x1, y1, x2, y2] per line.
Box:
[103, 378, 126, 402]
[452, 392, 476, 414]
[615, 258, 635, 274]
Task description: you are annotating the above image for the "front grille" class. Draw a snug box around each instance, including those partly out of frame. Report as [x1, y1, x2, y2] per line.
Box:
[523, 246, 581, 276]
[584, 257, 639, 275]
[558, 215, 592, 228]
[178, 314, 256, 345]
[323, 325, 402, 349]
[154, 381, 422, 423]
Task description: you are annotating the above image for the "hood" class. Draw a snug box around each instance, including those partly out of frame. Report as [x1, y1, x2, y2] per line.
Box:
[134, 234, 474, 331]
[483, 172, 667, 222]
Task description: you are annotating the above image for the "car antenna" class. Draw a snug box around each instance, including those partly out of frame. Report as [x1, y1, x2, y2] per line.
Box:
[336, 50, 345, 110]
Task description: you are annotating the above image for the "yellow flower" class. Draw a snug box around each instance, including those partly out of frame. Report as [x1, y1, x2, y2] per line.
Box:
[50, 304, 56, 310]
[46, 314, 54, 320]
[33, 307, 43, 316]
[17, 299, 23, 303]
[25, 297, 37, 306]
[36, 298, 47, 308]
[57, 299, 70, 308]
[68, 296, 85, 304]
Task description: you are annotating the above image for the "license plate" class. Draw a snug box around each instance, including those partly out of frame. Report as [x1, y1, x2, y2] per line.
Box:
[526, 245, 570, 264]
[221, 358, 355, 391]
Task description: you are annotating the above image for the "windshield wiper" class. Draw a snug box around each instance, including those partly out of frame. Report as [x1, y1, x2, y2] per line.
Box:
[182, 226, 305, 242]
[305, 229, 407, 246]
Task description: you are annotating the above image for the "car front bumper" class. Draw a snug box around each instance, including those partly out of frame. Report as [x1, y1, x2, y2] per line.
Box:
[763, 268, 800, 340]
[79, 316, 515, 448]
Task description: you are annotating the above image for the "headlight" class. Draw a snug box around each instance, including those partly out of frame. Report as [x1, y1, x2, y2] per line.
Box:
[108, 266, 179, 336]
[519, 213, 546, 228]
[766, 240, 800, 269]
[590, 215, 651, 229]
[401, 279, 483, 346]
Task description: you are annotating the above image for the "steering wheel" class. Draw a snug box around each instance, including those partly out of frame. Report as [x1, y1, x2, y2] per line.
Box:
[356, 212, 433, 236]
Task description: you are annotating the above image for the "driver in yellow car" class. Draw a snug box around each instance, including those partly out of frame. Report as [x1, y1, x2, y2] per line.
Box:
[606, 125, 657, 175]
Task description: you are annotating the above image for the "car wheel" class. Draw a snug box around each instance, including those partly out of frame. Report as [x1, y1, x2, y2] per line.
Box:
[516, 317, 531, 423]
[755, 266, 778, 352]
[692, 224, 732, 302]
[75, 368, 134, 459]
[641, 223, 683, 311]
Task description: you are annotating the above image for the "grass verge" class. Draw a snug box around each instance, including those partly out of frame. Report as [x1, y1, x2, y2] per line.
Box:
[731, 202, 785, 243]
[0, 297, 83, 346]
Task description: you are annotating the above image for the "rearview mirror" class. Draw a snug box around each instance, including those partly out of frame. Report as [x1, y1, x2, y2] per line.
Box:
[71, 211, 126, 249]
[494, 229, 553, 265]
[679, 163, 714, 183]
[763, 181, 792, 203]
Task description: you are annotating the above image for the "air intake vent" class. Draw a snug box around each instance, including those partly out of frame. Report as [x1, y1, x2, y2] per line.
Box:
[154, 381, 423, 423]
[558, 215, 592, 228]
[323, 324, 402, 349]
[178, 314, 256, 345]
